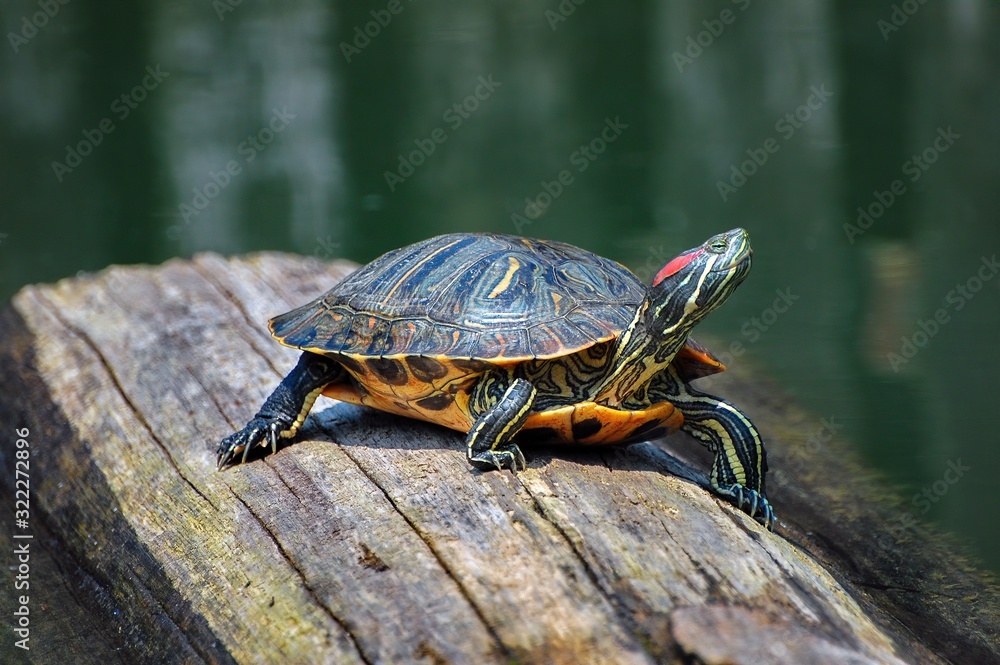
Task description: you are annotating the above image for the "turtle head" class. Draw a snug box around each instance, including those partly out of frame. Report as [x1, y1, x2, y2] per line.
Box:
[646, 228, 752, 336]
[597, 228, 753, 404]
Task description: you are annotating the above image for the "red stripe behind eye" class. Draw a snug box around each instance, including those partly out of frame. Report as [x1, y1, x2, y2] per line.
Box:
[652, 249, 701, 286]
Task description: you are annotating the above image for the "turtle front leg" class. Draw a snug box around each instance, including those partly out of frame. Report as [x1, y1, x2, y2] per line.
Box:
[648, 366, 775, 530]
[217, 352, 345, 469]
[466, 374, 537, 472]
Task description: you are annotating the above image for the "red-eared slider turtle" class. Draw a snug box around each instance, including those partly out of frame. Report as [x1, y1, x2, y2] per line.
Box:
[217, 229, 774, 529]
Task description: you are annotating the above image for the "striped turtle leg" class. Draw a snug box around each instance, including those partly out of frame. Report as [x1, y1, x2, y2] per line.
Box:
[466, 374, 537, 472]
[217, 352, 345, 469]
[648, 366, 775, 530]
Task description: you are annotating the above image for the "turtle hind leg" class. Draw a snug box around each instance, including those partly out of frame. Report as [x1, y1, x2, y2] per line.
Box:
[217, 352, 345, 469]
[466, 375, 537, 472]
[650, 366, 775, 530]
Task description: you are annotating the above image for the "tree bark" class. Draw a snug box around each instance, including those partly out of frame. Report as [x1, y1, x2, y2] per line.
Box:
[1, 252, 996, 664]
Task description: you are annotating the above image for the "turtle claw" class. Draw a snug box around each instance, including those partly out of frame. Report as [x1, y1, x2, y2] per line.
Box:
[715, 484, 776, 531]
[217, 416, 287, 470]
[468, 443, 527, 473]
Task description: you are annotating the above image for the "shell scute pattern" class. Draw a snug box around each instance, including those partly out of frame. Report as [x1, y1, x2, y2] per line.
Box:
[269, 233, 646, 363]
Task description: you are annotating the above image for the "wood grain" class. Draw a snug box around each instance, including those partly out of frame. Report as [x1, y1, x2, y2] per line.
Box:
[1, 252, 997, 664]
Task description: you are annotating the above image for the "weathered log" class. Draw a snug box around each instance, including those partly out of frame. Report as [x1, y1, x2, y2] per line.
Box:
[1, 253, 997, 665]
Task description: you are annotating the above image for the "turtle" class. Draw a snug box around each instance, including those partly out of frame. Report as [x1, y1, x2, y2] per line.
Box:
[217, 228, 775, 529]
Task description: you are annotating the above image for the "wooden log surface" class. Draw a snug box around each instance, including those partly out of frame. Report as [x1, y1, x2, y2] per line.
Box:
[1, 252, 998, 664]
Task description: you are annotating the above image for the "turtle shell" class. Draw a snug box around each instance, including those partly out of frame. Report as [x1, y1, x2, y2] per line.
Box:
[269, 233, 645, 363]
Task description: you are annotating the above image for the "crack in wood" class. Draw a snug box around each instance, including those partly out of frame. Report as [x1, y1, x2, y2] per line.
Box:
[516, 473, 657, 648]
[335, 446, 513, 661]
[228, 488, 374, 665]
[189, 261, 289, 380]
[36, 291, 221, 514]
[723, 509, 867, 653]
[185, 364, 237, 431]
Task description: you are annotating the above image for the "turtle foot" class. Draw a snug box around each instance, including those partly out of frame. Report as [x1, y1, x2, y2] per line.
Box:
[714, 484, 776, 531]
[468, 443, 527, 473]
[216, 416, 289, 469]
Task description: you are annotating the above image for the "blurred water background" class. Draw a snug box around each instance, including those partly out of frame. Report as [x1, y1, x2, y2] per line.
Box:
[1, 1, 998, 572]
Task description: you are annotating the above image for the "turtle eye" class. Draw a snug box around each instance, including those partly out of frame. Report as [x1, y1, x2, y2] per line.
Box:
[709, 239, 727, 252]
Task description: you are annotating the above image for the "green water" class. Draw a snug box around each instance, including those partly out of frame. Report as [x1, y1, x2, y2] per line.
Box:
[2, 1, 998, 573]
